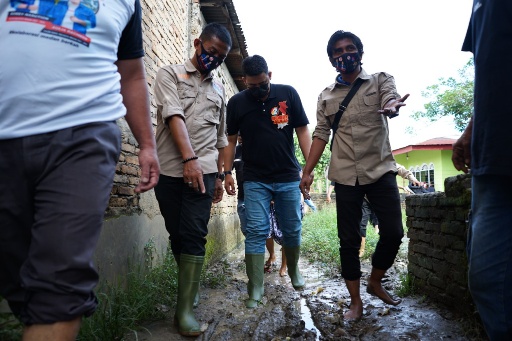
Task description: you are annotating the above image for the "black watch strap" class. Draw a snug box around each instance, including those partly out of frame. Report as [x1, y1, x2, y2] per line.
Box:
[215, 172, 225, 181]
[223, 171, 232, 176]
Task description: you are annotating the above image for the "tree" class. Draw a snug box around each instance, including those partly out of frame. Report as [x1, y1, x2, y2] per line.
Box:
[294, 133, 331, 193]
[412, 59, 474, 132]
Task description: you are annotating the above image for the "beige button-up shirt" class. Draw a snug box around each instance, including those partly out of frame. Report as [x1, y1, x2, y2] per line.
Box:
[313, 69, 400, 185]
[154, 60, 228, 177]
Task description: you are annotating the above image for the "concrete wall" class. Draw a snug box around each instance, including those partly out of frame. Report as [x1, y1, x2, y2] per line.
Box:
[406, 173, 473, 314]
[95, 0, 244, 282]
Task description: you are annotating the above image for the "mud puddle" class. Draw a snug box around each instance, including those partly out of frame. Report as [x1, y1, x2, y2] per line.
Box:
[125, 242, 485, 341]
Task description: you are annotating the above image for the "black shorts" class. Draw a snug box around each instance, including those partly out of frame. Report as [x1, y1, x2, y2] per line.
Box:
[0, 121, 121, 324]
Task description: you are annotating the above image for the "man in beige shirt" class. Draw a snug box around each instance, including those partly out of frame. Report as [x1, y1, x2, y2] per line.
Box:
[300, 30, 409, 320]
[153, 23, 231, 337]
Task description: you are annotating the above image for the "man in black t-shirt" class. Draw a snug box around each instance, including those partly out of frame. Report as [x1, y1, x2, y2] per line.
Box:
[223, 55, 312, 308]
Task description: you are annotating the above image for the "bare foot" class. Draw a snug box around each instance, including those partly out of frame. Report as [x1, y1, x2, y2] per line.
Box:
[343, 299, 363, 321]
[367, 281, 401, 306]
[264, 257, 277, 273]
[279, 266, 287, 277]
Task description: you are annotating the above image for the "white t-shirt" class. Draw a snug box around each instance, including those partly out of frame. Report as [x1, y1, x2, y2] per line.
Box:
[0, 0, 142, 139]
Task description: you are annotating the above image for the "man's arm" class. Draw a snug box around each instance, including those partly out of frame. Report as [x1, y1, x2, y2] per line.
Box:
[223, 134, 238, 196]
[452, 116, 473, 174]
[295, 125, 312, 162]
[300, 137, 327, 199]
[396, 164, 420, 186]
[167, 116, 205, 193]
[116, 58, 159, 193]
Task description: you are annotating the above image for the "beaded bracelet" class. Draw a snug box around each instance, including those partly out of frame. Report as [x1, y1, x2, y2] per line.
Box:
[182, 156, 198, 164]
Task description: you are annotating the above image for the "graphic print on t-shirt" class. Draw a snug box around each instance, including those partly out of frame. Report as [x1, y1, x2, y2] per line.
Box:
[270, 100, 289, 129]
[6, 0, 99, 47]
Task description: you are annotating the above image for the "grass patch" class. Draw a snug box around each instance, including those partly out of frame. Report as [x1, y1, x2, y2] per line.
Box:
[301, 206, 340, 276]
[0, 309, 22, 341]
[78, 249, 179, 340]
[301, 206, 407, 275]
[396, 272, 416, 297]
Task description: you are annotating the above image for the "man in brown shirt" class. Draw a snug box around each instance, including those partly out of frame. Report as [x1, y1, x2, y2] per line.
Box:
[300, 30, 409, 320]
[153, 23, 231, 337]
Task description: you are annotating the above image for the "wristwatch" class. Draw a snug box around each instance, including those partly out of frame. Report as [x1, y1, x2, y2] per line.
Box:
[223, 171, 232, 176]
[215, 172, 225, 181]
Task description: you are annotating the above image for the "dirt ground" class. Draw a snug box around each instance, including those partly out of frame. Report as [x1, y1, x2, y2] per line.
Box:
[125, 241, 487, 341]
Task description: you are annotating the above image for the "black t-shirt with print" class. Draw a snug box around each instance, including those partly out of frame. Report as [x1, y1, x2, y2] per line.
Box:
[227, 83, 309, 183]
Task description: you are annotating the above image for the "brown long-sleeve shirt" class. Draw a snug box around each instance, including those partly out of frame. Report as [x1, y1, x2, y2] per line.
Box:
[154, 60, 228, 177]
[313, 69, 400, 185]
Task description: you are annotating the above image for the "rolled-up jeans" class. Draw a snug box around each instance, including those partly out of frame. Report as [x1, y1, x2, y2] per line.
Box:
[468, 174, 512, 340]
[243, 181, 302, 254]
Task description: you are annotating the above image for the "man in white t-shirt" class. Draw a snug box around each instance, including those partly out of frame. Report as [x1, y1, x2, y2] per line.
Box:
[0, 0, 159, 339]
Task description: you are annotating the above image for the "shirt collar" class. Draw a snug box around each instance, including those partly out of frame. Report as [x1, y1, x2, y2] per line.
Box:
[184, 59, 213, 80]
[329, 68, 370, 91]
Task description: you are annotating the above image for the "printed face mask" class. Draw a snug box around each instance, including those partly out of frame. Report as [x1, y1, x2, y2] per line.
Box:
[333, 52, 361, 74]
[249, 83, 270, 100]
[196, 42, 223, 74]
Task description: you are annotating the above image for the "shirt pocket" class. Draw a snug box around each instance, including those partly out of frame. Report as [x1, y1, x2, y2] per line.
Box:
[324, 100, 340, 128]
[178, 89, 197, 115]
[358, 91, 383, 127]
[203, 92, 222, 125]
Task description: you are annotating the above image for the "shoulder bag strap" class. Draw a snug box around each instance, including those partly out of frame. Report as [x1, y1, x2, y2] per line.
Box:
[330, 78, 364, 151]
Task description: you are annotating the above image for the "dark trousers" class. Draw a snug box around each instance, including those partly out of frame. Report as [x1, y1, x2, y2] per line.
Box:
[154, 173, 216, 256]
[0, 122, 121, 324]
[335, 172, 403, 280]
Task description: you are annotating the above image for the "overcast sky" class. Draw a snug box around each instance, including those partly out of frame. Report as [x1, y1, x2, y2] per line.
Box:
[232, 0, 474, 149]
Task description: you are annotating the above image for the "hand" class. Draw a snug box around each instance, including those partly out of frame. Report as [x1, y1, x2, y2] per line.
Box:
[299, 171, 314, 200]
[326, 196, 331, 203]
[212, 178, 224, 203]
[378, 94, 410, 117]
[452, 133, 472, 174]
[224, 174, 236, 196]
[135, 147, 160, 193]
[412, 180, 420, 186]
[183, 159, 205, 193]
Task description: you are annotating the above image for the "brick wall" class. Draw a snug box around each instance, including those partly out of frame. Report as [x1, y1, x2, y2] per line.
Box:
[406, 174, 473, 314]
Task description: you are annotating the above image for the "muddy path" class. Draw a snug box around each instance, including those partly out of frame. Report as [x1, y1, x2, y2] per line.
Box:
[125, 243, 485, 341]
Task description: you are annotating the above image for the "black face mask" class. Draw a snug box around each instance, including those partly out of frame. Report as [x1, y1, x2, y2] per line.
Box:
[248, 83, 270, 100]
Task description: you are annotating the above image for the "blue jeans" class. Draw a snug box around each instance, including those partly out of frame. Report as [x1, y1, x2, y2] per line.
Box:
[304, 199, 317, 212]
[468, 175, 512, 340]
[243, 181, 302, 254]
[237, 199, 247, 236]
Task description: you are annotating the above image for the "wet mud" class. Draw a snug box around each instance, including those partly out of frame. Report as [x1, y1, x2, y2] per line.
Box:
[125, 243, 485, 341]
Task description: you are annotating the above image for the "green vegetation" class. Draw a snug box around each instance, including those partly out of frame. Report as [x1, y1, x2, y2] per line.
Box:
[396, 272, 416, 297]
[301, 206, 382, 276]
[77, 251, 179, 340]
[412, 59, 474, 132]
[0, 304, 22, 341]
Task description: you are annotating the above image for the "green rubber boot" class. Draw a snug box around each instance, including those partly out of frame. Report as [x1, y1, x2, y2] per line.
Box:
[245, 253, 265, 308]
[283, 246, 305, 289]
[173, 254, 199, 307]
[174, 254, 204, 336]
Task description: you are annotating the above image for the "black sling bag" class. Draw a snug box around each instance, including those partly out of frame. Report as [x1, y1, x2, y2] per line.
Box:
[330, 78, 364, 151]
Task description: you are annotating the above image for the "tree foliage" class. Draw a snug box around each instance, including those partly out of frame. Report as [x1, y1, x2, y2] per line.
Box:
[412, 59, 474, 132]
